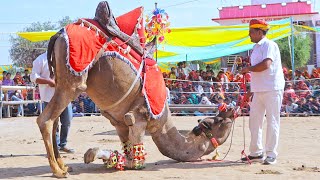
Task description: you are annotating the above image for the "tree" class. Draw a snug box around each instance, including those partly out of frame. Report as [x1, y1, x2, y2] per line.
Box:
[9, 16, 74, 67]
[276, 33, 312, 69]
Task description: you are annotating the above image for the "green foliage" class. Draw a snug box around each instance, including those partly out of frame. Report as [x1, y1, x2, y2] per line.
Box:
[276, 33, 312, 69]
[9, 16, 74, 68]
[194, 60, 221, 71]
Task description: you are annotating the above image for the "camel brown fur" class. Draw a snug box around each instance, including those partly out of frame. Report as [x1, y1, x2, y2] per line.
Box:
[37, 24, 237, 179]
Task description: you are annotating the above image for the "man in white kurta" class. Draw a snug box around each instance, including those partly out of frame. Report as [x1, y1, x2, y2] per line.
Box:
[31, 52, 75, 153]
[241, 19, 285, 165]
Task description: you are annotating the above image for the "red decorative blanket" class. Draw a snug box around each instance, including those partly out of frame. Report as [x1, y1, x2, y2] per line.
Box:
[61, 9, 166, 118]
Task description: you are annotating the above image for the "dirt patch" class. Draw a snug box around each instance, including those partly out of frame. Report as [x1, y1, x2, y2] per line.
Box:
[1, 116, 320, 180]
[97, 138, 119, 143]
[293, 165, 320, 172]
[256, 169, 282, 174]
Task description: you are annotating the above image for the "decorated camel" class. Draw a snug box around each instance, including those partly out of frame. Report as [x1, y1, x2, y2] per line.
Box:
[37, 1, 238, 178]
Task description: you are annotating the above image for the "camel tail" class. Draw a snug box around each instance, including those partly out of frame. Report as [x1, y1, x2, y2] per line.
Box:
[47, 30, 62, 78]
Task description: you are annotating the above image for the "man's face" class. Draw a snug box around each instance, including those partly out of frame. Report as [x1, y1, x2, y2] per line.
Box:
[6, 74, 11, 79]
[249, 28, 263, 43]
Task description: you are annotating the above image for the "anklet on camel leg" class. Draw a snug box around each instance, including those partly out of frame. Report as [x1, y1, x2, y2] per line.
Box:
[103, 150, 126, 171]
[131, 143, 146, 169]
[122, 141, 132, 158]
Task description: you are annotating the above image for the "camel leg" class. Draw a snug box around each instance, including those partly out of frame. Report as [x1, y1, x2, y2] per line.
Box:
[37, 90, 81, 178]
[52, 119, 72, 172]
[37, 111, 67, 178]
[84, 119, 130, 164]
[126, 118, 148, 169]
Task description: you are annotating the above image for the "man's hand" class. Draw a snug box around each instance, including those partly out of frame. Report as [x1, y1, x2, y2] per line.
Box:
[48, 79, 55, 87]
[241, 67, 250, 74]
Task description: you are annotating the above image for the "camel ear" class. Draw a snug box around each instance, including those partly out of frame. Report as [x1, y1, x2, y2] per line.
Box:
[144, 37, 156, 58]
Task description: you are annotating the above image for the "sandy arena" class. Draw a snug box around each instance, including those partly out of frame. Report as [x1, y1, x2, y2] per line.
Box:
[0, 116, 319, 179]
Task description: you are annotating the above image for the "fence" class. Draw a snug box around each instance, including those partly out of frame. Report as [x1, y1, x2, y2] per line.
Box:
[1, 77, 319, 118]
[0, 85, 42, 118]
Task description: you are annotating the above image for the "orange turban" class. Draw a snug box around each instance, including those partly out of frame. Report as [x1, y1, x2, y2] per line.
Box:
[249, 19, 270, 31]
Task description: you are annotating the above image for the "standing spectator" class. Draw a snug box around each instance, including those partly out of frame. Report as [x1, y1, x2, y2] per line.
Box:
[13, 72, 25, 86]
[217, 71, 229, 90]
[2, 73, 15, 100]
[31, 52, 75, 153]
[2, 73, 14, 86]
[295, 70, 305, 81]
[10, 90, 24, 117]
[23, 69, 31, 84]
[168, 67, 177, 79]
[241, 19, 285, 165]
[176, 62, 185, 79]
[2, 71, 7, 82]
[182, 61, 192, 78]
[311, 68, 319, 79]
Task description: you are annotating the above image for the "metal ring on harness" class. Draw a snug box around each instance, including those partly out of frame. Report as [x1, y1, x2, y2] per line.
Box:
[192, 121, 219, 148]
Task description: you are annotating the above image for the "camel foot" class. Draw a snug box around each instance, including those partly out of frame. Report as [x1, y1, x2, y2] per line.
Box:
[84, 147, 100, 164]
[57, 158, 72, 172]
[52, 170, 69, 178]
[62, 166, 73, 172]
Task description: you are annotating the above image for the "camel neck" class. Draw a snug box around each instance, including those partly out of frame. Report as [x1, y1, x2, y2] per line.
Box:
[150, 118, 214, 162]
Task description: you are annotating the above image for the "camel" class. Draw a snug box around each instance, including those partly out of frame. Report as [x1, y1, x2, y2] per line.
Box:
[36, 2, 238, 178]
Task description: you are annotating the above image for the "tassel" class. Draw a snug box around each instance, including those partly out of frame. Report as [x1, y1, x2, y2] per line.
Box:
[80, 22, 84, 27]
[212, 149, 220, 160]
[96, 30, 99, 36]
[87, 26, 91, 31]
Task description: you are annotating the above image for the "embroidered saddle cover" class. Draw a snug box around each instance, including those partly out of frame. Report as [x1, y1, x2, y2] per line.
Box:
[60, 7, 166, 119]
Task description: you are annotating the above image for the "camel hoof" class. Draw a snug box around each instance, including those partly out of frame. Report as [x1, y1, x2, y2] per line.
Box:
[53, 171, 69, 178]
[84, 147, 100, 164]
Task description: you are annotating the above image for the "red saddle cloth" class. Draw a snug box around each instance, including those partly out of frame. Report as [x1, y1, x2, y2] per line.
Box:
[62, 7, 166, 118]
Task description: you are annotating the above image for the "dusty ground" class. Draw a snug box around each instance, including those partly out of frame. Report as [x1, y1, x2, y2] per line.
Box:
[0, 115, 319, 180]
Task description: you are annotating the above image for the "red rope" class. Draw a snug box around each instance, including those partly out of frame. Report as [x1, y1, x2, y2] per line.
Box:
[240, 74, 252, 165]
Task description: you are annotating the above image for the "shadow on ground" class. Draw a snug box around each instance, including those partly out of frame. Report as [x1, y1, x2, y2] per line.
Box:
[0, 158, 245, 179]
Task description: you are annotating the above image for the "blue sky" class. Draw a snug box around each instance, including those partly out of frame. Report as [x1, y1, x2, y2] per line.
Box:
[0, 0, 318, 65]
[0, 0, 254, 65]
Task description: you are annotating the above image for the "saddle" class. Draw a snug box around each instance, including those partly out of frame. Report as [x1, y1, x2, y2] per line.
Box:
[94, 1, 144, 56]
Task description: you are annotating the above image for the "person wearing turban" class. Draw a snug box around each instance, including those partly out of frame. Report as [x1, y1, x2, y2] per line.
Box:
[241, 19, 285, 165]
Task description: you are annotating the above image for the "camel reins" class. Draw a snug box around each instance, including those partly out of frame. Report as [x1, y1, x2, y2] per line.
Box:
[198, 121, 219, 148]
[239, 74, 252, 164]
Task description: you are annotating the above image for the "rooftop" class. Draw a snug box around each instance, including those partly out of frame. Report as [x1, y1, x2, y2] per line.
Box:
[212, 1, 318, 21]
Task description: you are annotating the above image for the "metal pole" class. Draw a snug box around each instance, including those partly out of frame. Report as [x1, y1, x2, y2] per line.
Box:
[290, 16, 295, 81]
[155, 2, 158, 62]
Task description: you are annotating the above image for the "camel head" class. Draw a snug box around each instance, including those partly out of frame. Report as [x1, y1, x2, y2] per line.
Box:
[192, 107, 240, 147]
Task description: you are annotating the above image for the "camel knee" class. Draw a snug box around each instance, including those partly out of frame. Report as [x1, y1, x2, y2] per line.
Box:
[124, 111, 135, 126]
[36, 116, 47, 131]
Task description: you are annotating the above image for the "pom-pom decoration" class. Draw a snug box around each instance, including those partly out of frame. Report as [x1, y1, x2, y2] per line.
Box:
[145, 7, 171, 43]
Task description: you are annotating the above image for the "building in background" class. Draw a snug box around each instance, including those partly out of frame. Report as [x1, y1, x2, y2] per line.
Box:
[213, 0, 320, 67]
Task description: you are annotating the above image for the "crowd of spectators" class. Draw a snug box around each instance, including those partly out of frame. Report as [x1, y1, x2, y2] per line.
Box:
[163, 59, 320, 116]
[0, 70, 39, 116]
[1, 58, 320, 117]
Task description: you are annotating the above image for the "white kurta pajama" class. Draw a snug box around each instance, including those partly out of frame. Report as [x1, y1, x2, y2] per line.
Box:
[249, 37, 285, 158]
